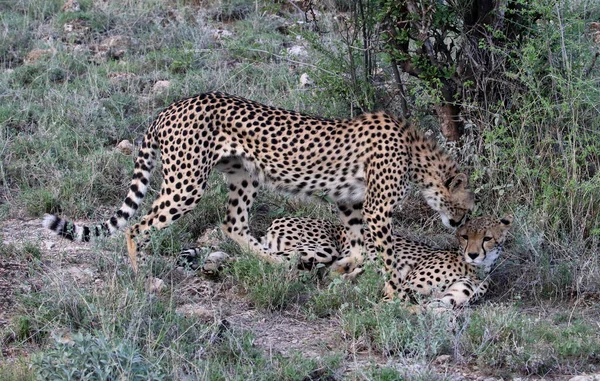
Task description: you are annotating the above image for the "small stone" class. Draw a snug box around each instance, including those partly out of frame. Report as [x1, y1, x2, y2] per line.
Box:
[67, 266, 94, 281]
[433, 354, 451, 365]
[211, 28, 233, 40]
[569, 376, 600, 381]
[116, 140, 134, 155]
[299, 73, 313, 87]
[152, 80, 171, 95]
[202, 251, 230, 275]
[45, 241, 56, 250]
[286, 45, 308, 59]
[62, 0, 80, 12]
[146, 277, 164, 293]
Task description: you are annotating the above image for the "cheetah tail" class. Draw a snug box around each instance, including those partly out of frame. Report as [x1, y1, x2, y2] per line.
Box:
[43, 129, 159, 242]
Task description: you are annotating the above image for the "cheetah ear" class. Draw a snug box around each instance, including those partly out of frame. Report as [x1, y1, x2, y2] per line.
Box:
[499, 215, 514, 227]
[446, 173, 468, 192]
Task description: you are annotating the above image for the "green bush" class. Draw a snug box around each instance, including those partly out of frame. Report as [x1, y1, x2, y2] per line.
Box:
[33, 332, 165, 380]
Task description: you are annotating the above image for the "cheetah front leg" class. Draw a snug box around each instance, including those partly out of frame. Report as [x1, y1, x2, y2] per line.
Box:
[330, 202, 365, 277]
[433, 277, 488, 309]
[363, 164, 408, 299]
[220, 166, 281, 264]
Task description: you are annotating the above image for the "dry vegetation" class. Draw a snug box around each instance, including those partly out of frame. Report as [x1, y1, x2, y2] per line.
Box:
[0, 0, 599, 380]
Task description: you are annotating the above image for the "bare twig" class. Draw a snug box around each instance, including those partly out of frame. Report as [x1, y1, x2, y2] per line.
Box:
[244, 48, 340, 77]
[554, 2, 571, 74]
[390, 61, 410, 118]
[285, 0, 303, 14]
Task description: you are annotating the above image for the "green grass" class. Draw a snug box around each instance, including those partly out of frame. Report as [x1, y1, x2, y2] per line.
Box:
[460, 305, 600, 375]
[0, 361, 35, 381]
[226, 253, 313, 311]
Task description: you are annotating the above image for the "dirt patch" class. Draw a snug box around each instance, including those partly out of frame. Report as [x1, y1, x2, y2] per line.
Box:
[0, 218, 96, 332]
[0, 259, 29, 331]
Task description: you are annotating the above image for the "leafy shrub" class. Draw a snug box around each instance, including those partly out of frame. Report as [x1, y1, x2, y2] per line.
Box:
[33, 332, 165, 380]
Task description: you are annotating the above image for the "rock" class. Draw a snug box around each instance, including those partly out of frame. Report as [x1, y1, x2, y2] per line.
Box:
[152, 80, 171, 95]
[62, 0, 80, 12]
[24, 49, 54, 64]
[66, 266, 94, 281]
[146, 277, 164, 293]
[286, 45, 308, 59]
[45, 241, 56, 250]
[299, 73, 313, 87]
[569, 375, 600, 381]
[202, 251, 230, 276]
[433, 354, 451, 365]
[116, 140, 134, 155]
[211, 28, 234, 40]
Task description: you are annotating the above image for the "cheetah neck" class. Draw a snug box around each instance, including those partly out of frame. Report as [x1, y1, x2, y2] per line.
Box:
[408, 131, 458, 201]
[470, 245, 503, 279]
[481, 245, 503, 273]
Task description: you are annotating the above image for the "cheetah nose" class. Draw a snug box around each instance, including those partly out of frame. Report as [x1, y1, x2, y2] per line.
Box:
[467, 252, 479, 260]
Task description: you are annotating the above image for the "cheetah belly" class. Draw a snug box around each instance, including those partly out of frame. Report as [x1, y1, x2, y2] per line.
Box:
[243, 157, 367, 203]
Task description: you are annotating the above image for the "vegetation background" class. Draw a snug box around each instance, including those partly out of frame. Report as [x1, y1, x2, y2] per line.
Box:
[0, 0, 599, 379]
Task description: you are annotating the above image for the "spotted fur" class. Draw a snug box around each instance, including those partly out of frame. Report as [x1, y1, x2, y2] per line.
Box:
[43, 92, 474, 283]
[254, 215, 512, 304]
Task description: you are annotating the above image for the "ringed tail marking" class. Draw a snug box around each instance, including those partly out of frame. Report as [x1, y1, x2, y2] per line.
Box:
[42, 128, 159, 242]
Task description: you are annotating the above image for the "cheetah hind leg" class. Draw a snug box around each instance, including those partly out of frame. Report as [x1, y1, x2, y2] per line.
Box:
[220, 166, 282, 264]
[126, 228, 138, 272]
[125, 172, 210, 272]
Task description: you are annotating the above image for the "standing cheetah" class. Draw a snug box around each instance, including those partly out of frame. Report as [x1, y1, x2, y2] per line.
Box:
[254, 215, 513, 304]
[43, 92, 474, 292]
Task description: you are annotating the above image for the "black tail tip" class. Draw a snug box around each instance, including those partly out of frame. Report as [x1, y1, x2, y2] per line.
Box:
[42, 214, 61, 232]
[42, 214, 77, 241]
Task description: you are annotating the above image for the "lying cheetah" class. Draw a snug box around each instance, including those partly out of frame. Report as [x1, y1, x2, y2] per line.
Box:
[253, 215, 512, 304]
[43, 92, 474, 290]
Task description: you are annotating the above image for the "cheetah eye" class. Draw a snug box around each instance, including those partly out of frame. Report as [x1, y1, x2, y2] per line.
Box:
[483, 237, 492, 242]
[461, 235, 468, 240]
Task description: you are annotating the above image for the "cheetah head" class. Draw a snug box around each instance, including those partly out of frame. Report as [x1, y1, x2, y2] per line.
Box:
[425, 173, 475, 229]
[457, 215, 513, 270]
